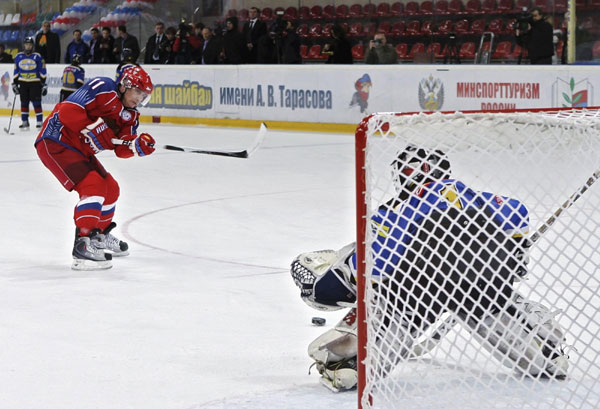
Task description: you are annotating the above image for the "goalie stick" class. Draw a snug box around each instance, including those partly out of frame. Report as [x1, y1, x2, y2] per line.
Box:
[111, 122, 267, 158]
[405, 168, 600, 358]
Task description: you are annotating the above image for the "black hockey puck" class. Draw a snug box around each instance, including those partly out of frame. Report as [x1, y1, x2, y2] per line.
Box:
[312, 317, 326, 326]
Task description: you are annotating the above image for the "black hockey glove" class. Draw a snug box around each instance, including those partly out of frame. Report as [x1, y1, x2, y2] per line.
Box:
[41, 83, 48, 97]
[12, 83, 19, 95]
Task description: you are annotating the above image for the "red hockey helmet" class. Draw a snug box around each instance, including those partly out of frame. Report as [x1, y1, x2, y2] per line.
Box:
[119, 65, 153, 106]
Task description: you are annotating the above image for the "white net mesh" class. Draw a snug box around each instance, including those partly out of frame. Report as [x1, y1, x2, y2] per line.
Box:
[357, 109, 600, 409]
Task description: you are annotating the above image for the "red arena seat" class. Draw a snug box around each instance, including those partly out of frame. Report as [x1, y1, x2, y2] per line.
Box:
[408, 42, 426, 58]
[363, 3, 377, 16]
[448, 0, 464, 12]
[470, 18, 486, 34]
[283, 7, 297, 21]
[405, 1, 420, 15]
[296, 23, 309, 37]
[376, 2, 392, 16]
[391, 1, 404, 15]
[482, 0, 498, 12]
[406, 20, 421, 35]
[323, 5, 335, 19]
[420, 0, 434, 14]
[492, 40, 512, 58]
[349, 3, 363, 17]
[465, 0, 483, 13]
[437, 19, 453, 34]
[391, 21, 406, 36]
[352, 43, 365, 59]
[454, 19, 470, 34]
[309, 23, 323, 38]
[459, 41, 476, 58]
[335, 4, 350, 18]
[434, 0, 450, 14]
[309, 5, 323, 19]
[396, 43, 409, 58]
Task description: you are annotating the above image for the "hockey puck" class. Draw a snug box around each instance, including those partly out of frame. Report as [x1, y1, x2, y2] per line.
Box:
[312, 317, 326, 326]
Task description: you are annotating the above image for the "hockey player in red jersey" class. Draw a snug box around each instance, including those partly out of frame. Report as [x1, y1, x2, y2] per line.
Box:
[35, 65, 155, 270]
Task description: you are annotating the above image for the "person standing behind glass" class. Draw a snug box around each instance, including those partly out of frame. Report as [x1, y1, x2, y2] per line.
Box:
[242, 7, 267, 63]
[516, 7, 554, 64]
[145, 22, 169, 64]
[35, 21, 61, 63]
[323, 24, 353, 64]
[88, 28, 101, 63]
[365, 33, 398, 64]
[199, 28, 221, 64]
[99, 27, 116, 63]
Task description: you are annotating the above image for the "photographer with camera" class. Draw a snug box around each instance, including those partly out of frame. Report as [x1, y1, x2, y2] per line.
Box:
[515, 7, 554, 64]
[365, 33, 398, 64]
[173, 21, 201, 64]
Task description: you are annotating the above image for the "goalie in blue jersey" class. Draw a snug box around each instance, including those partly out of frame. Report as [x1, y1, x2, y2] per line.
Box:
[291, 145, 569, 392]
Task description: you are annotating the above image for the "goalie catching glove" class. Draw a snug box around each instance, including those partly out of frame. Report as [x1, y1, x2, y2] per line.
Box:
[114, 133, 156, 158]
[291, 242, 357, 311]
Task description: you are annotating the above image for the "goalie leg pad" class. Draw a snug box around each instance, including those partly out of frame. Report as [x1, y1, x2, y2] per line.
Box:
[308, 308, 358, 392]
[467, 292, 568, 379]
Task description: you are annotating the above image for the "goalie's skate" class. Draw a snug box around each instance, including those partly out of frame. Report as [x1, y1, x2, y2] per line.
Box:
[92, 222, 129, 257]
[72, 232, 112, 271]
[315, 358, 358, 392]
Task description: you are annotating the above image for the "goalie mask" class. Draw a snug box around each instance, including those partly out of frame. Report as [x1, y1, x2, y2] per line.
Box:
[392, 144, 451, 195]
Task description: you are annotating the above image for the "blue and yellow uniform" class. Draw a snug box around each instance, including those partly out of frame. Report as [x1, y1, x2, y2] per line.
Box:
[60, 63, 85, 102]
[13, 37, 47, 128]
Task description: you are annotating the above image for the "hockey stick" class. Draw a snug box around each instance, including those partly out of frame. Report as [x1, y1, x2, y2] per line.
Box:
[111, 123, 267, 158]
[406, 168, 600, 358]
[3, 94, 17, 135]
[162, 122, 267, 158]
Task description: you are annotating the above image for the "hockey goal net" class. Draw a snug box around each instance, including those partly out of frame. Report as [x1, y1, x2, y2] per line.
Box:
[355, 108, 600, 409]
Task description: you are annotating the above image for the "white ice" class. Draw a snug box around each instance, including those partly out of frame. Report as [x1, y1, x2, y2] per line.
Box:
[0, 118, 359, 409]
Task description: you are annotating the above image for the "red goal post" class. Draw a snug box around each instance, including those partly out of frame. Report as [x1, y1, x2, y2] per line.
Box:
[354, 107, 600, 409]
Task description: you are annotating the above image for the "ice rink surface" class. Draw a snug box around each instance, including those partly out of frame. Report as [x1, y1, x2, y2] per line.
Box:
[0, 117, 358, 409]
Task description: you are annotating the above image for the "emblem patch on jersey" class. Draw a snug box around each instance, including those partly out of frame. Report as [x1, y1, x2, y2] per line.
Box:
[494, 195, 503, 205]
[120, 110, 132, 121]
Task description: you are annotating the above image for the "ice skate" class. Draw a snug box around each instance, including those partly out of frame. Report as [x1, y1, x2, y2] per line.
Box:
[92, 222, 129, 257]
[72, 230, 112, 270]
[19, 121, 29, 131]
[36, 122, 42, 129]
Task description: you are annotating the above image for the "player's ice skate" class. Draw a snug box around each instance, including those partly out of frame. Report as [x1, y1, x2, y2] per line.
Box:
[92, 222, 129, 257]
[19, 121, 29, 131]
[72, 232, 112, 271]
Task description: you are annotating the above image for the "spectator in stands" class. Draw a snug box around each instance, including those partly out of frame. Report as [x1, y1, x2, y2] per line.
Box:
[0, 43, 13, 63]
[242, 7, 268, 63]
[145, 22, 170, 64]
[88, 28, 101, 63]
[222, 17, 248, 64]
[65, 29, 90, 64]
[173, 22, 201, 64]
[366, 33, 398, 64]
[198, 27, 222, 64]
[323, 24, 353, 64]
[164, 26, 177, 64]
[281, 21, 301, 64]
[99, 27, 116, 63]
[113, 25, 140, 63]
[35, 21, 61, 63]
[516, 7, 554, 64]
